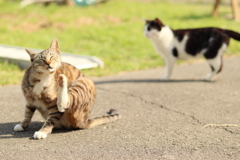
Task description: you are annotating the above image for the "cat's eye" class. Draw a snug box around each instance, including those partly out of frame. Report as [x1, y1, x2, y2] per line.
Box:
[147, 26, 151, 31]
[40, 59, 48, 65]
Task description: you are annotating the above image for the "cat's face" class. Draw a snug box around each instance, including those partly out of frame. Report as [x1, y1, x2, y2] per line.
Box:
[144, 18, 164, 38]
[25, 39, 61, 73]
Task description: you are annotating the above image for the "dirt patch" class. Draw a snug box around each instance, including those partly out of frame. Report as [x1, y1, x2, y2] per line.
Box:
[105, 16, 121, 24]
[1, 13, 66, 32]
[74, 16, 122, 26]
[0, 13, 15, 19]
[75, 17, 95, 25]
[1, 13, 121, 32]
[18, 20, 51, 32]
[17, 21, 66, 32]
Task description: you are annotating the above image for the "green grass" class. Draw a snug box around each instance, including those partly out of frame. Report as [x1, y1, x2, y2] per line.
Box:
[1, 0, 240, 86]
[0, 59, 24, 86]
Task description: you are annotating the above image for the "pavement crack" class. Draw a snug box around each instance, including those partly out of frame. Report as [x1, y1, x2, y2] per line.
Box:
[97, 87, 204, 125]
[223, 128, 240, 135]
[97, 87, 240, 135]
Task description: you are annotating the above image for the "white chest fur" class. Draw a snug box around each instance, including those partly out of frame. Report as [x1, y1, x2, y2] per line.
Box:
[32, 73, 53, 95]
[150, 26, 174, 56]
[33, 99, 49, 119]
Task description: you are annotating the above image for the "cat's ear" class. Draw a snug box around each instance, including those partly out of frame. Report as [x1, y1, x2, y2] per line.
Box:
[50, 39, 60, 53]
[154, 18, 164, 27]
[25, 49, 37, 62]
[155, 18, 163, 25]
[155, 18, 160, 23]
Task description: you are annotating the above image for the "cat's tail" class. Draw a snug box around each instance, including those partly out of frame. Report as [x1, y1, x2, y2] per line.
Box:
[86, 109, 122, 129]
[223, 29, 240, 41]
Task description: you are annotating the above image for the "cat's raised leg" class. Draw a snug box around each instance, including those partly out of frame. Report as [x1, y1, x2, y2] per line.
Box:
[14, 106, 36, 132]
[161, 57, 175, 80]
[57, 74, 69, 112]
[204, 56, 223, 80]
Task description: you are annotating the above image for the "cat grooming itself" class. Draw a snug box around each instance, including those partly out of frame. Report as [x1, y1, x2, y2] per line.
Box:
[14, 39, 121, 139]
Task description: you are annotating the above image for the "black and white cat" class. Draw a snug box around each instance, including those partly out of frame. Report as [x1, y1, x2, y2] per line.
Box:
[144, 18, 240, 80]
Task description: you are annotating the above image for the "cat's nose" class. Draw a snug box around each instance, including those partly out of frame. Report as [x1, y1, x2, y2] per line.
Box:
[45, 60, 52, 64]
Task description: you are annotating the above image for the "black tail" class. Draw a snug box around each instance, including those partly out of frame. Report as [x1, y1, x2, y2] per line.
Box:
[223, 29, 240, 41]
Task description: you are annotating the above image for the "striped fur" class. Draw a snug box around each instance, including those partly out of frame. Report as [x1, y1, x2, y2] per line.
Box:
[14, 39, 121, 139]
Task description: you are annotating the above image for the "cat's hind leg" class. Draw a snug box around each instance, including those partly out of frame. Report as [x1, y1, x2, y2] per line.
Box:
[203, 41, 227, 80]
[204, 55, 223, 80]
[57, 74, 69, 112]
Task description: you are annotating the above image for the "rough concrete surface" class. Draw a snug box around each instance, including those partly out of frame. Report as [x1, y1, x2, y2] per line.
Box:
[0, 56, 240, 160]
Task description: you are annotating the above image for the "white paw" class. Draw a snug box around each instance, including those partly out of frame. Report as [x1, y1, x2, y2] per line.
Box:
[160, 75, 170, 80]
[14, 124, 24, 132]
[33, 131, 47, 139]
[203, 73, 214, 81]
[57, 103, 66, 112]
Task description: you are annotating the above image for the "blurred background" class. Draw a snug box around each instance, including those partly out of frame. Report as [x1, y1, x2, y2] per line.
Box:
[0, 0, 240, 86]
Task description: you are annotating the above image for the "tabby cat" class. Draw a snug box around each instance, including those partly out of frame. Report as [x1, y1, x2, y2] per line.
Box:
[144, 18, 240, 80]
[14, 39, 121, 139]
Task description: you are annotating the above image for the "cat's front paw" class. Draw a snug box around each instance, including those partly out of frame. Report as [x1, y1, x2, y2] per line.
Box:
[33, 131, 47, 140]
[14, 124, 24, 132]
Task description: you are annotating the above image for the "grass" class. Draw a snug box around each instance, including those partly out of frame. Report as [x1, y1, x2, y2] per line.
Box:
[1, 0, 240, 86]
[0, 59, 24, 86]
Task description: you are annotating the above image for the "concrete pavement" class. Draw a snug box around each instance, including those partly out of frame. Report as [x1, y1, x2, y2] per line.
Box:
[0, 56, 240, 159]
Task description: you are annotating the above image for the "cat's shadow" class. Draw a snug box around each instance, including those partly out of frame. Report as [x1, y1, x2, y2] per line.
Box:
[1, 79, 212, 139]
[94, 79, 214, 85]
[0, 122, 75, 140]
